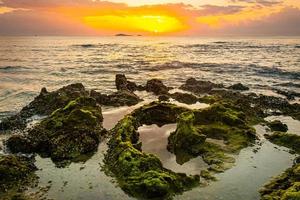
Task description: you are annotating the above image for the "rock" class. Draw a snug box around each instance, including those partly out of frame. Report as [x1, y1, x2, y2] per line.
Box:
[6, 97, 105, 162]
[115, 74, 128, 91]
[91, 90, 142, 107]
[167, 112, 206, 164]
[170, 92, 198, 104]
[260, 164, 300, 200]
[274, 89, 300, 100]
[228, 83, 249, 91]
[158, 95, 170, 102]
[180, 78, 223, 94]
[266, 120, 288, 132]
[104, 115, 199, 199]
[200, 169, 217, 181]
[145, 79, 170, 95]
[0, 154, 37, 194]
[132, 101, 189, 127]
[0, 83, 89, 131]
[265, 132, 300, 153]
[115, 74, 144, 92]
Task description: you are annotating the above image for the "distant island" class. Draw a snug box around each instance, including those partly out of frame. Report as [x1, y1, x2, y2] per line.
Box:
[115, 33, 143, 36]
[115, 33, 132, 36]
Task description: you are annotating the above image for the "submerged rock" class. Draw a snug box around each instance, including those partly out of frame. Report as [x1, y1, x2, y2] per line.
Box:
[265, 132, 300, 154]
[0, 155, 37, 195]
[260, 163, 300, 200]
[228, 83, 249, 91]
[168, 112, 206, 164]
[180, 78, 223, 94]
[0, 83, 89, 131]
[104, 115, 199, 199]
[266, 120, 288, 132]
[91, 89, 142, 107]
[6, 97, 105, 162]
[145, 79, 170, 95]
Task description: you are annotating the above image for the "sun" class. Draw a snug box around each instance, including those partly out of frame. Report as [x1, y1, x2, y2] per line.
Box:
[83, 14, 186, 34]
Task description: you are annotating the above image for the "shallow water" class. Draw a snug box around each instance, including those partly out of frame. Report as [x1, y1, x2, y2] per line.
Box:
[265, 115, 300, 135]
[138, 124, 208, 175]
[19, 107, 297, 200]
[174, 125, 296, 200]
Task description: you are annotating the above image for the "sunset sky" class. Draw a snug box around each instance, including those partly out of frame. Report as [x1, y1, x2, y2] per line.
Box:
[0, 0, 299, 36]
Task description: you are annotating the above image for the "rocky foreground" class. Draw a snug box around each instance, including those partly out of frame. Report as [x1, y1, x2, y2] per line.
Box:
[0, 74, 300, 199]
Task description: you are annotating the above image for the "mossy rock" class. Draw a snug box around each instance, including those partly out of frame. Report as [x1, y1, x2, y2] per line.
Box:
[0, 83, 89, 131]
[260, 164, 300, 200]
[132, 101, 189, 127]
[265, 132, 300, 154]
[167, 112, 206, 164]
[0, 155, 37, 196]
[6, 97, 105, 163]
[170, 92, 199, 104]
[267, 120, 288, 132]
[90, 89, 142, 106]
[104, 115, 199, 199]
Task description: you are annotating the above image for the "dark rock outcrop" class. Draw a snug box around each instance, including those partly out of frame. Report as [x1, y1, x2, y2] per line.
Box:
[91, 90, 142, 107]
[228, 83, 249, 91]
[180, 78, 223, 94]
[170, 92, 199, 104]
[115, 74, 143, 92]
[145, 79, 170, 95]
[266, 120, 288, 132]
[6, 97, 105, 162]
[0, 83, 89, 131]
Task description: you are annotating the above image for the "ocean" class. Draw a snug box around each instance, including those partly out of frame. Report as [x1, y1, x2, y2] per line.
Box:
[0, 36, 299, 115]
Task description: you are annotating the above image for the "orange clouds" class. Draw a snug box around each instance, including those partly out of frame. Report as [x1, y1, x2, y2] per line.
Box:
[197, 4, 283, 28]
[0, 0, 300, 35]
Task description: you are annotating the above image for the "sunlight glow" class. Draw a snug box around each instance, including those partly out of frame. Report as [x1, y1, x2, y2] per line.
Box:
[83, 15, 187, 34]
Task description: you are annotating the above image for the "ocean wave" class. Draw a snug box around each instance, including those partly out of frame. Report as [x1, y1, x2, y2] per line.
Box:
[0, 66, 31, 73]
[274, 82, 300, 88]
[253, 66, 300, 80]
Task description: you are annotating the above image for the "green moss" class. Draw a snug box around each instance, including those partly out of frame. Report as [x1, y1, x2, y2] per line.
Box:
[6, 97, 105, 163]
[265, 132, 300, 154]
[0, 155, 37, 198]
[132, 101, 189, 127]
[260, 164, 300, 200]
[105, 114, 200, 199]
[200, 169, 217, 181]
[167, 112, 206, 164]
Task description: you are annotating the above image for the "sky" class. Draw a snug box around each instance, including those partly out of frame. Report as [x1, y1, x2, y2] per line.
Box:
[0, 0, 299, 36]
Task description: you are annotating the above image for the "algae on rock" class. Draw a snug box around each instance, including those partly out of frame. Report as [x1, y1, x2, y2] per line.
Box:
[265, 132, 300, 154]
[104, 115, 199, 199]
[6, 97, 106, 162]
[167, 112, 206, 164]
[260, 164, 300, 200]
[0, 154, 37, 199]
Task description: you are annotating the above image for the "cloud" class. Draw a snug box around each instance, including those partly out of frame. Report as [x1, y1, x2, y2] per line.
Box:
[0, 0, 299, 36]
[230, 0, 282, 6]
[198, 5, 245, 15]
